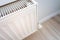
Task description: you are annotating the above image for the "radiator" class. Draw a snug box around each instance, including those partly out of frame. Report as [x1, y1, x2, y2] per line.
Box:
[0, 0, 38, 40]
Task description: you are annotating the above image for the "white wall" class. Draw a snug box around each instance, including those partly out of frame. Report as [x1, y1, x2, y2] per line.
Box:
[0, 0, 16, 6]
[36, 0, 60, 20]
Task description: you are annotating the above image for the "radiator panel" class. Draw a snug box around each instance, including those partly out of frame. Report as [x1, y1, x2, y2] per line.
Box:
[0, 3, 37, 40]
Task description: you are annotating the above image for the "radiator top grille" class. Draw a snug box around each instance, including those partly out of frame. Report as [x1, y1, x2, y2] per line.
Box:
[0, 0, 33, 18]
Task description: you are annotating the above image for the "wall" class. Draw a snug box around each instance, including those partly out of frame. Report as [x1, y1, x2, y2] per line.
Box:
[0, 0, 16, 6]
[36, 0, 60, 21]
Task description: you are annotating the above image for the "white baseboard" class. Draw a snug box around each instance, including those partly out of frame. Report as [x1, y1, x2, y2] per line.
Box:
[58, 10, 60, 14]
[39, 10, 60, 24]
[38, 10, 60, 29]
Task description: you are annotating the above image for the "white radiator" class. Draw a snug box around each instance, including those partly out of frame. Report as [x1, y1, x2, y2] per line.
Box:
[0, 0, 38, 40]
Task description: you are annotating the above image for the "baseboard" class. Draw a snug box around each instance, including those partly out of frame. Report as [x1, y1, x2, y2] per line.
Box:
[38, 10, 60, 29]
[58, 10, 60, 14]
[39, 10, 60, 24]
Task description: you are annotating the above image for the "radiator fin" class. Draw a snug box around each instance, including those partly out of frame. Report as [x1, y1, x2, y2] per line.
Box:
[0, 0, 33, 18]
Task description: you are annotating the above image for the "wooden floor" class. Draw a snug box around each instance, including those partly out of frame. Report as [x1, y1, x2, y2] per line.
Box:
[23, 14, 60, 40]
